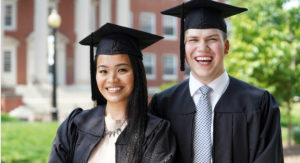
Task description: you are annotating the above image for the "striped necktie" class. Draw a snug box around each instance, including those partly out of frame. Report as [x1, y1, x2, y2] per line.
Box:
[194, 85, 212, 163]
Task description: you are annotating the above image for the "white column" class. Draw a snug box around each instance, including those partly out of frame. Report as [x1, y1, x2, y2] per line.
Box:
[26, 33, 35, 85]
[116, 0, 131, 27]
[57, 32, 67, 85]
[33, 0, 48, 84]
[99, 0, 112, 26]
[1, 0, 4, 64]
[74, 0, 91, 85]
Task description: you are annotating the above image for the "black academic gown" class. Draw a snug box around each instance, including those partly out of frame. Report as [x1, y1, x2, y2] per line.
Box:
[149, 76, 283, 163]
[48, 105, 176, 163]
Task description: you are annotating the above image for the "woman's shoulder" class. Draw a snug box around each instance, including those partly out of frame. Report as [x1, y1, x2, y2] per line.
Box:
[53, 105, 106, 141]
[144, 113, 171, 137]
[59, 105, 106, 131]
[142, 113, 176, 162]
[62, 105, 102, 121]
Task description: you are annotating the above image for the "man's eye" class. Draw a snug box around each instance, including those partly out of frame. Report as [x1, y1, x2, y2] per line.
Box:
[188, 39, 197, 42]
[208, 38, 217, 41]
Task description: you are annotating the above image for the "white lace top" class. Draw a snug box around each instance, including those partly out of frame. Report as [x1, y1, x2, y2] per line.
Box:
[88, 115, 127, 163]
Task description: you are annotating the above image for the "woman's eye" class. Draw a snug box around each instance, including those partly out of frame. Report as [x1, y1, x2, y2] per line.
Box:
[99, 70, 107, 74]
[118, 68, 128, 73]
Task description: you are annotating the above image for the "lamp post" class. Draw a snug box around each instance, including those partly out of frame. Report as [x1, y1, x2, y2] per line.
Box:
[48, 9, 61, 121]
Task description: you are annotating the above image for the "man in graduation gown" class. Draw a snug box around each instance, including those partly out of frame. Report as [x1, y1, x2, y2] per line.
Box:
[149, 0, 284, 163]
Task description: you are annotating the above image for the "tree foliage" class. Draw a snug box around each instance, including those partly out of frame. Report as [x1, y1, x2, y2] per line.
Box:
[226, 0, 300, 105]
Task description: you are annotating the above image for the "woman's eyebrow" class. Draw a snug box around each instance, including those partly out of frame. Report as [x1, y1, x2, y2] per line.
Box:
[115, 63, 130, 67]
[97, 63, 130, 69]
[97, 65, 108, 69]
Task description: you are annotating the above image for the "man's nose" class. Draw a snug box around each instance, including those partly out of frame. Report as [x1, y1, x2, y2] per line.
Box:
[197, 41, 208, 51]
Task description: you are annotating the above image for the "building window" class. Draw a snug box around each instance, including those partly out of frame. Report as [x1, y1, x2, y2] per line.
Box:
[3, 51, 12, 73]
[4, 0, 17, 30]
[143, 54, 156, 79]
[5, 5, 12, 26]
[163, 54, 177, 80]
[140, 12, 156, 34]
[162, 15, 177, 40]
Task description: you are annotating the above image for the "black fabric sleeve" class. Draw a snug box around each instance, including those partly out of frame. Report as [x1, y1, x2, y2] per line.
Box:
[142, 120, 176, 163]
[252, 92, 284, 163]
[48, 108, 83, 163]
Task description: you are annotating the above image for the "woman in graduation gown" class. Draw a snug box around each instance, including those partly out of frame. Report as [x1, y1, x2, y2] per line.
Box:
[48, 23, 176, 163]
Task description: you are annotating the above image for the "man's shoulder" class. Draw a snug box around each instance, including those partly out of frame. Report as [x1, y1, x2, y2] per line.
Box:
[155, 79, 189, 98]
[229, 76, 265, 93]
[228, 76, 275, 104]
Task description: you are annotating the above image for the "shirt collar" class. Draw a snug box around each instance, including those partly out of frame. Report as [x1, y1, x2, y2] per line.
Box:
[189, 70, 229, 97]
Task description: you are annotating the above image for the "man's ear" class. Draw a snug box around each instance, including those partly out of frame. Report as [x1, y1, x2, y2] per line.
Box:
[224, 40, 229, 55]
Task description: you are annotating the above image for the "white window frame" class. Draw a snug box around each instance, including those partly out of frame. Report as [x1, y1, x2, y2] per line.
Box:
[162, 15, 177, 40]
[140, 12, 156, 34]
[3, 0, 18, 31]
[162, 54, 178, 80]
[143, 53, 156, 80]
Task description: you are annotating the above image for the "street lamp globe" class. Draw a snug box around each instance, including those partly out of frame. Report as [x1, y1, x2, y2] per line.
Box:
[48, 9, 61, 28]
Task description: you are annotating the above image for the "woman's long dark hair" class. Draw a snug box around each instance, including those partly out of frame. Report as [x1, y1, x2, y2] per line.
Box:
[94, 53, 148, 163]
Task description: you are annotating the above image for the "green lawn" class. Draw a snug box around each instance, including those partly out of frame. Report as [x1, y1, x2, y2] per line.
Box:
[1, 121, 60, 163]
[1, 103, 299, 162]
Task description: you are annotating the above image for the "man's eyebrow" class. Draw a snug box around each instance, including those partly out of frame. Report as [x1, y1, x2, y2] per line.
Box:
[186, 35, 198, 38]
[207, 34, 219, 37]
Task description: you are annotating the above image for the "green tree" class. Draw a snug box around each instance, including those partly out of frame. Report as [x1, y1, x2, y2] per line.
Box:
[226, 0, 300, 146]
[158, 81, 178, 92]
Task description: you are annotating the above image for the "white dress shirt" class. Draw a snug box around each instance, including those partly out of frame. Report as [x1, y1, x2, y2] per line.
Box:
[189, 70, 230, 142]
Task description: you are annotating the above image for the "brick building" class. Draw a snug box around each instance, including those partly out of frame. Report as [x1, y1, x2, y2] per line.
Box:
[1, 0, 223, 119]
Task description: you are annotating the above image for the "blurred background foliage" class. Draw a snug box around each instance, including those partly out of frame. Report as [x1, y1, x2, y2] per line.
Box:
[226, 0, 300, 146]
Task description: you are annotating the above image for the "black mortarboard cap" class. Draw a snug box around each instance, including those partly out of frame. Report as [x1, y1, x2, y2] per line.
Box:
[79, 23, 163, 103]
[161, 0, 247, 71]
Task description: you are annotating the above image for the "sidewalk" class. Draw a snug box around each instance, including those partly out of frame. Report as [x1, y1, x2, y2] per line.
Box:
[284, 142, 300, 163]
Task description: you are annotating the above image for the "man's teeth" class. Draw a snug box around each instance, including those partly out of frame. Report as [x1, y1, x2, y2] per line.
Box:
[108, 87, 121, 91]
[196, 57, 212, 61]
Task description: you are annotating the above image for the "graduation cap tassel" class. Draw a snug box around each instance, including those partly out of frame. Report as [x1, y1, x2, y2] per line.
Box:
[90, 32, 97, 101]
[180, 3, 185, 71]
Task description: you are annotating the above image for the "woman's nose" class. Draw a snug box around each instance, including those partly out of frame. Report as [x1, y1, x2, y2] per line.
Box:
[107, 72, 118, 83]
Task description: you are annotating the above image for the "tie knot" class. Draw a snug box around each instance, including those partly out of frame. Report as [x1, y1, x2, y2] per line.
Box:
[199, 85, 212, 96]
